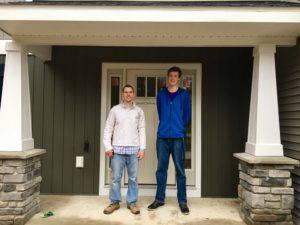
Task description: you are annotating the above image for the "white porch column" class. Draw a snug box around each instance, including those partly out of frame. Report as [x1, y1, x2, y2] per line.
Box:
[245, 44, 283, 156]
[0, 41, 34, 151]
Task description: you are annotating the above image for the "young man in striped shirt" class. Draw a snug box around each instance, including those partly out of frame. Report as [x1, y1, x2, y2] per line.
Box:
[103, 84, 146, 215]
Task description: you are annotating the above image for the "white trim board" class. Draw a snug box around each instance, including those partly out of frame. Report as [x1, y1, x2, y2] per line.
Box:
[0, 6, 299, 46]
[1, 6, 300, 23]
[99, 63, 202, 197]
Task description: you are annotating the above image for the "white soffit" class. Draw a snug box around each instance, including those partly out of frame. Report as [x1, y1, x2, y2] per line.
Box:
[0, 5, 299, 46]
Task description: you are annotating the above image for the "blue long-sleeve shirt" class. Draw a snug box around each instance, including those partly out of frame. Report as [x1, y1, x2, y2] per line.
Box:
[157, 87, 191, 138]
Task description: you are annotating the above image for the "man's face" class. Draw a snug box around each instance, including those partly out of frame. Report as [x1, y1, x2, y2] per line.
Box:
[167, 71, 180, 87]
[122, 87, 134, 103]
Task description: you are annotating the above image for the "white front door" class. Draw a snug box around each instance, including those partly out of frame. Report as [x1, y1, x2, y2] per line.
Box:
[99, 63, 202, 197]
[126, 69, 176, 185]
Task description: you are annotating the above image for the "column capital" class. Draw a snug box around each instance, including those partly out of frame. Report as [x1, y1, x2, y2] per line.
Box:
[253, 44, 276, 57]
[5, 41, 24, 52]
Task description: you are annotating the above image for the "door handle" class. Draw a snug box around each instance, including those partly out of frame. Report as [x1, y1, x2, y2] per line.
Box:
[84, 140, 89, 153]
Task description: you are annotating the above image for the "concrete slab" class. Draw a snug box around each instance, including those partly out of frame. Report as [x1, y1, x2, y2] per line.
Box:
[27, 195, 246, 225]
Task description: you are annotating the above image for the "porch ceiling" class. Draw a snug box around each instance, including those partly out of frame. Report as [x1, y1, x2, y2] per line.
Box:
[0, 5, 300, 46]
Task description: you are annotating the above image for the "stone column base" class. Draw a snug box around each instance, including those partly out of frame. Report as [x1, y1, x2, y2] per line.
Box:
[234, 153, 299, 225]
[0, 149, 46, 225]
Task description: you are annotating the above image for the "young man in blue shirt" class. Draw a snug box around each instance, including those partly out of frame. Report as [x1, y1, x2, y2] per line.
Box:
[148, 66, 191, 215]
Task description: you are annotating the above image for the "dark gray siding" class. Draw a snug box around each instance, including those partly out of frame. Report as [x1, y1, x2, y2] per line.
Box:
[276, 44, 300, 224]
[28, 54, 101, 194]
[201, 49, 252, 197]
[0, 55, 5, 107]
[29, 46, 252, 196]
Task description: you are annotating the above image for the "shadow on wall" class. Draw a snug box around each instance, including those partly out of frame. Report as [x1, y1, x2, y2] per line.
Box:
[0, 63, 5, 107]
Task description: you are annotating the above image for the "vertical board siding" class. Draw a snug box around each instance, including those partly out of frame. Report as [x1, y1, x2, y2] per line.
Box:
[29, 47, 252, 196]
[0, 55, 5, 63]
[62, 48, 76, 193]
[72, 48, 85, 194]
[52, 49, 66, 193]
[200, 49, 252, 197]
[202, 51, 220, 197]
[0, 55, 5, 107]
[41, 62, 55, 193]
[29, 49, 101, 194]
[32, 57, 45, 148]
[83, 53, 97, 194]
[28, 56, 35, 113]
[276, 44, 300, 224]
[93, 52, 101, 194]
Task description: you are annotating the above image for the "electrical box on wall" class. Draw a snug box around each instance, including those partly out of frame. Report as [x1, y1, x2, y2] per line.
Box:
[76, 156, 84, 168]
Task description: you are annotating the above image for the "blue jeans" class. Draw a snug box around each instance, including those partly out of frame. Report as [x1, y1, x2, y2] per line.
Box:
[155, 138, 187, 204]
[109, 154, 139, 205]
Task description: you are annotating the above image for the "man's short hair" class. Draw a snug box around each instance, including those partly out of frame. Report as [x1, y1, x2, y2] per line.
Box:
[168, 66, 182, 78]
[122, 84, 135, 93]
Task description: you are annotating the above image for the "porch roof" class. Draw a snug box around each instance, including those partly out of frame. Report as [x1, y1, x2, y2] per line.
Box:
[0, 3, 300, 47]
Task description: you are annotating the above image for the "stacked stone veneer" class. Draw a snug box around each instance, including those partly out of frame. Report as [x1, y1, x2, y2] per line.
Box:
[235, 153, 299, 225]
[0, 149, 45, 225]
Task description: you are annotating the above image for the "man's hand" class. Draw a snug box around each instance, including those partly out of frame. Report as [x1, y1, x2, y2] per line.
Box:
[137, 150, 145, 160]
[106, 149, 114, 157]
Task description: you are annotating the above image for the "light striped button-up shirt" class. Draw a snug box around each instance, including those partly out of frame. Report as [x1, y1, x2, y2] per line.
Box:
[103, 102, 146, 152]
[113, 145, 140, 155]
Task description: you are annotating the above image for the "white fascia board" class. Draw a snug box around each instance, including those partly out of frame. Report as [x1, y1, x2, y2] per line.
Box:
[0, 5, 300, 23]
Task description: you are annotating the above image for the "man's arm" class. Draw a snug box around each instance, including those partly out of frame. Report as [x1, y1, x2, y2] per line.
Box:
[103, 109, 115, 156]
[183, 92, 192, 126]
[137, 150, 145, 160]
[156, 92, 161, 121]
[138, 109, 146, 152]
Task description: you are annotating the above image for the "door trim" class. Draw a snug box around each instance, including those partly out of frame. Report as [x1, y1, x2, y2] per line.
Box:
[99, 63, 202, 197]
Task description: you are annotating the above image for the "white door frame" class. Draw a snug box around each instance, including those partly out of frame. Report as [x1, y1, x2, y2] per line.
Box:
[99, 63, 202, 197]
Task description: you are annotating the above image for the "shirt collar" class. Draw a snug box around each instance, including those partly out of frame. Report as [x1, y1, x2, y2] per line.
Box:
[121, 101, 136, 109]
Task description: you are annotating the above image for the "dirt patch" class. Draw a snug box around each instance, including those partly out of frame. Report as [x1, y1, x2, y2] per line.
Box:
[28, 218, 245, 225]
[179, 219, 245, 225]
[28, 218, 123, 225]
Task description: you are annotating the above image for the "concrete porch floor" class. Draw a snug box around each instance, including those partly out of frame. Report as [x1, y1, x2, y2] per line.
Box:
[26, 195, 246, 225]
